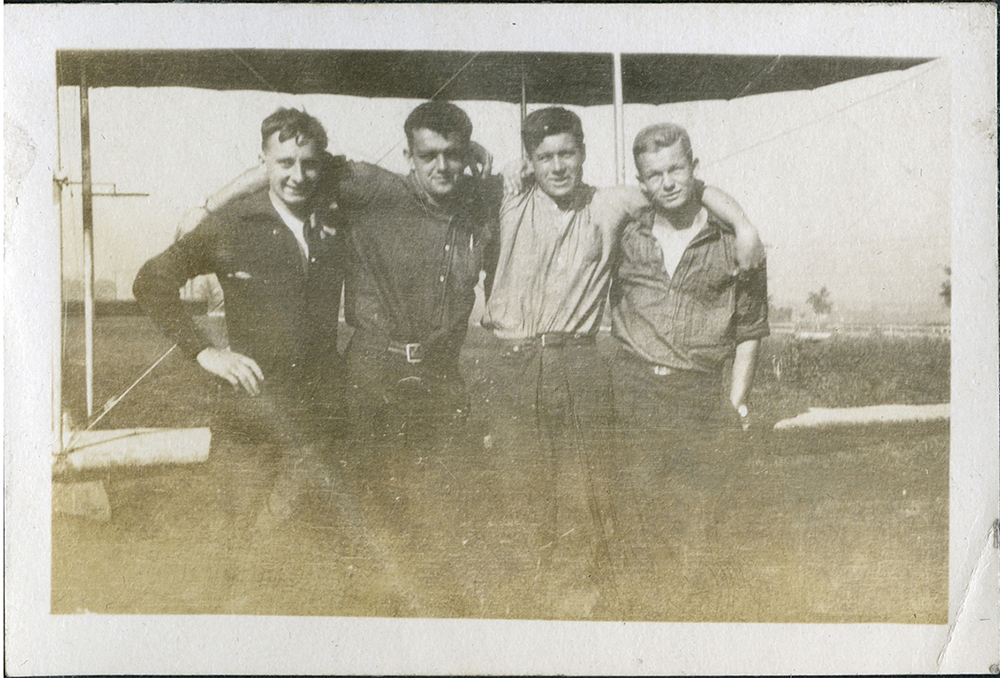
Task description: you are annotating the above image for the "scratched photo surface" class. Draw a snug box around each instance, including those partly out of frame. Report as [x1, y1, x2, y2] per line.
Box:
[52, 48, 950, 623]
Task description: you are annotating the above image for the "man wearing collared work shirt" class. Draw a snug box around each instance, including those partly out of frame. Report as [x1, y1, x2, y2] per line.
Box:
[610, 122, 769, 457]
[479, 107, 763, 617]
[336, 102, 500, 442]
[203, 102, 500, 443]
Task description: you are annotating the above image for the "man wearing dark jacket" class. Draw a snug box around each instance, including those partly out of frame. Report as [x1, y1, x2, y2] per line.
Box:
[133, 108, 347, 526]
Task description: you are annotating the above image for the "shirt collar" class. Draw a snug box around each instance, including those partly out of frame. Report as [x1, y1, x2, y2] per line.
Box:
[269, 189, 311, 257]
[637, 203, 728, 245]
[269, 189, 306, 231]
[531, 182, 596, 213]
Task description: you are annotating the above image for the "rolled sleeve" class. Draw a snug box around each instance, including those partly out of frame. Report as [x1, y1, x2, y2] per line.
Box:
[733, 262, 770, 344]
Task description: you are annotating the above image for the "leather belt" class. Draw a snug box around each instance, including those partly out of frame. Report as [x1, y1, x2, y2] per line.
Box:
[387, 340, 424, 364]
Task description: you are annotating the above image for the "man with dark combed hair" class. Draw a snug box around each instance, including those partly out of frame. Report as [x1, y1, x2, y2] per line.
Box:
[520, 106, 585, 156]
[260, 107, 329, 151]
[403, 100, 473, 148]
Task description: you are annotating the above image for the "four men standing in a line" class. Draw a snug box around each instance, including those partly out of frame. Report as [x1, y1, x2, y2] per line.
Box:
[134, 100, 768, 616]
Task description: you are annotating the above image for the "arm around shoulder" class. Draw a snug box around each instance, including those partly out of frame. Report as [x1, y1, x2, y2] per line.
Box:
[701, 185, 765, 270]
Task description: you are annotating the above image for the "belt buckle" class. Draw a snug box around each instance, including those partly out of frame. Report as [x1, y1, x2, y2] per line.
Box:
[540, 333, 561, 348]
[653, 365, 671, 376]
[405, 342, 422, 364]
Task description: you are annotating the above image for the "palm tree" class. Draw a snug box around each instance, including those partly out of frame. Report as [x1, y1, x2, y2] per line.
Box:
[807, 286, 833, 317]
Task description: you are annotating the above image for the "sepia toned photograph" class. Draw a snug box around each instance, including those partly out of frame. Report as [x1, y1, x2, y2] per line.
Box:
[6, 4, 997, 675]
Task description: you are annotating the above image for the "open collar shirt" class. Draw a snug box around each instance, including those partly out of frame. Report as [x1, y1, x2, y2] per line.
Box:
[610, 206, 769, 374]
[482, 183, 646, 340]
[269, 189, 311, 266]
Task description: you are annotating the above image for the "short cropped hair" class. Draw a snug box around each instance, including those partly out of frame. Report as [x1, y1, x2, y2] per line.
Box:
[404, 101, 473, 146]
[521, 107, 585, 157]
[261, 108, 328, 152]
[632, 123, 694, 168]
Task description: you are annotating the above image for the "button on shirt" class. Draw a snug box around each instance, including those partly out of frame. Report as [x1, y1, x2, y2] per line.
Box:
[330, 160, 500, 358]
[482, 184, 647, 340]
[610, 207, 769, 374]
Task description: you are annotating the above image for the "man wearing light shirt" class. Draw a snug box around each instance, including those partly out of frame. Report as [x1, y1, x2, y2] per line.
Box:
[479, 107, 764, 617]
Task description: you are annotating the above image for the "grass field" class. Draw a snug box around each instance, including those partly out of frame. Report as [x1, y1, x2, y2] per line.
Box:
[53, 316, 949, 621]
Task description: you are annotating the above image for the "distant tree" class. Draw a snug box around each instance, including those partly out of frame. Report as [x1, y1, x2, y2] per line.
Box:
[940, 267, 951, 308]
[806, 286, 833, 316]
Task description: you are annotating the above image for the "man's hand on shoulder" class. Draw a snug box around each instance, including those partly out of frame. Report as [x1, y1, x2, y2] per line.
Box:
[467, 141, 494, 179]
[700, 185, 766, 272]
[196, 347, 265, 396]
[501, 159, 534, 195]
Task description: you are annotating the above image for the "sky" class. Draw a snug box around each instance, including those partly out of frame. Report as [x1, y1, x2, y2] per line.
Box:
[57, 58, 950, 324]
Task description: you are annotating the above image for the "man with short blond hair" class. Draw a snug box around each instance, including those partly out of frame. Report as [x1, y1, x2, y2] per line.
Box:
[611, 121, 769, 451]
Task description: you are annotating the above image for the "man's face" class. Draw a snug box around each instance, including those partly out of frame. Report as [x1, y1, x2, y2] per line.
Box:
[636, 141, 699, 213]
[529, 132, 585, 202]
[262, 132, 322, 212]
[405, 128, 468, 201]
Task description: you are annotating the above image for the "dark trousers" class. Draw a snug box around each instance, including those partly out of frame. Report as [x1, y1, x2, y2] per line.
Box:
[480, 334, 621, 617]
[339, 329, 481, 614]
[609, 346, 743, 592]
[210, 367, 347, 534]
[611, 346, 738, 456]
[345, 330, 469, 445]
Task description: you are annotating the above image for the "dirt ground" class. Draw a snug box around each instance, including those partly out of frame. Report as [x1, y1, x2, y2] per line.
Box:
[52, 318, 948, 622]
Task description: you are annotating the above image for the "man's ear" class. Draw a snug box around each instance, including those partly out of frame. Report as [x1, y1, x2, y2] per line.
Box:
[259, 152, 266, 165]
[692, 157, 699, 172]
[580, 143, 587, 164]
[403, 147, 413, 167]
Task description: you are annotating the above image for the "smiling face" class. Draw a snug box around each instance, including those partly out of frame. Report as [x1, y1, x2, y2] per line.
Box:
[405, 127, 468, 202]
[261, 131, 322, 215]
[529, 132, 585, 203]
[636, 140, 700, 214]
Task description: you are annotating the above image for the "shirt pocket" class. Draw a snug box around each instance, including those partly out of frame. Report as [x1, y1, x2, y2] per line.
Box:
[617, 232, 661, 280]
[682, 289, 736, 348]
[686, 257, 737, 304]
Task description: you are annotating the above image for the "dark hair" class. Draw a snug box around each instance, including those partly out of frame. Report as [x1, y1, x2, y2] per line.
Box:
[521, 107, 585, 157]
[260, 108, 328, 151]
[403, 101, 473, 146]
[632, 123, 694, 168]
